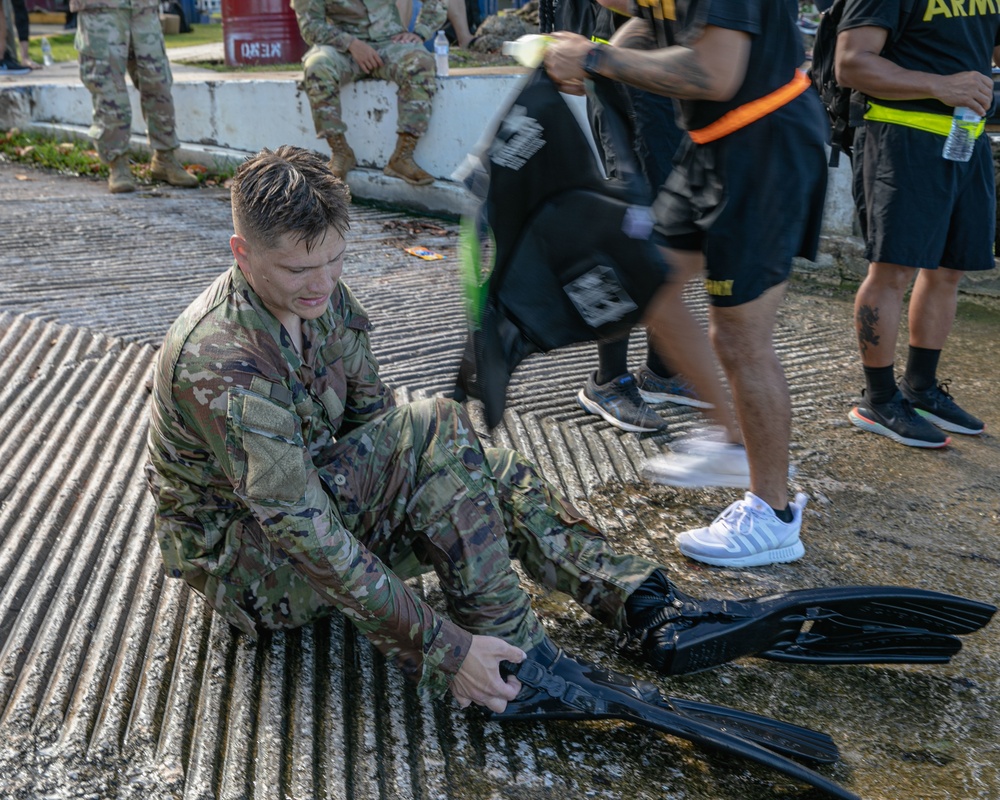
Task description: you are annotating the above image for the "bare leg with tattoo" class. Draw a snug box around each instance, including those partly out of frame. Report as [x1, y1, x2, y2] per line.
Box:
[847, 262, 954, 447]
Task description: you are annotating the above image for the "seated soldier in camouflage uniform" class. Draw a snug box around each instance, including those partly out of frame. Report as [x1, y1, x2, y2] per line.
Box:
[292, 0, 441, 187]
[147, 146, 990, 713]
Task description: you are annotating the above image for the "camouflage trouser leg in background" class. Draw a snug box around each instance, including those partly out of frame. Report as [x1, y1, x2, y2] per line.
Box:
[76, 6, 179, 162]
[302, 41, 436, 138]
[219, 397, 661, 651]
[2, 0, 16, 62]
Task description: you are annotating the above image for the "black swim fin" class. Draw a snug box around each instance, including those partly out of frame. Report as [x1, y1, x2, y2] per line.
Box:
[494, 646, 839, 764]
[759, 623, 964, 665]
[662, 696, 839, 764]
[490, 645, 859, 800]
[631, 585, 996, 675]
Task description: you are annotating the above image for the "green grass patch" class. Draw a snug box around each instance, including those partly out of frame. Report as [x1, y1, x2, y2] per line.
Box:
[26, 32, 76, 65]
[0, 128, 236, 187]
[163, 22, 225, 49]
[27, 22, 224, 65]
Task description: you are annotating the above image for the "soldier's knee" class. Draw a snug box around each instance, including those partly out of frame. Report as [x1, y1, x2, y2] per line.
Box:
[398, 47, 435, 78]
[303, 46, 343, 81]
[433, 396, 468, 423]
[404, 397, 471, 436]
[407, 396, 464, 423]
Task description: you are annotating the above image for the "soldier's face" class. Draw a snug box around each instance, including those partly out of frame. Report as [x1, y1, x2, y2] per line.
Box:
[231, 227, 346, 328]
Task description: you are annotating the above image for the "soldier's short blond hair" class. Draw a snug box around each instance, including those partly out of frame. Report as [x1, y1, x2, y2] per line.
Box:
[231, 145, 351, 252]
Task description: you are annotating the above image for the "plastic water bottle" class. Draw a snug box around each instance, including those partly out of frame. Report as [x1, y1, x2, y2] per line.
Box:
[41, 37, 54, 67]
[942, 106, 982, 162]
[434, 31, 449, 77]
[501, 34, 552, 68]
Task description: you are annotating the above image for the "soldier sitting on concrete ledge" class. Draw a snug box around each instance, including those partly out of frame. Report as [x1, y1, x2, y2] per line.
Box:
[292, 0, 441, 186]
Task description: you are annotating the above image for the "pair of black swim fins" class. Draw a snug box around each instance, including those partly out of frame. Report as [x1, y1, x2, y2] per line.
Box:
[487, 585, 996, 800]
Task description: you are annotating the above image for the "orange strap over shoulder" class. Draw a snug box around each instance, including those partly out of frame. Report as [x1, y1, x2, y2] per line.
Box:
[688, 69, 811, 145]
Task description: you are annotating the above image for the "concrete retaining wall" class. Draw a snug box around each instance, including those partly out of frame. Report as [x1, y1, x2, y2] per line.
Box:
[0, 67, 855, 225]
[2, 67, 997, 298]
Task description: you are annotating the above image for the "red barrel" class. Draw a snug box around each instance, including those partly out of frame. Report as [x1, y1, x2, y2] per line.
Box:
[221, 0, 308, 67]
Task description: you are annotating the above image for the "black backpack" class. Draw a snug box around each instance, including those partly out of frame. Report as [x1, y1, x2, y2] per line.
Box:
[808, 0, 860, 167]
[452, 70, 668, 428]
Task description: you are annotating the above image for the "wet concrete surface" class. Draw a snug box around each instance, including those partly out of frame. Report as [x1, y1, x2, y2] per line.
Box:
[0, 160, 998, 799]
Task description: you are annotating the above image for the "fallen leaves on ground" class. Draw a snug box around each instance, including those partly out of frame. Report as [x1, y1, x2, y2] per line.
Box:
[381, 219, 449, 237]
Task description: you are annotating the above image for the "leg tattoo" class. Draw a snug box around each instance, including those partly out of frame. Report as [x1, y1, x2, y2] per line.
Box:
[856, 305, 880, 356]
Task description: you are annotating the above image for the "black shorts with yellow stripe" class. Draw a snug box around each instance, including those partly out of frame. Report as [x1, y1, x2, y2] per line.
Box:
[652, 91, 828, 307]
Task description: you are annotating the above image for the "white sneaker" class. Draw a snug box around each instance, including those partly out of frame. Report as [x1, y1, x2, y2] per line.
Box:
[676, 492, 808, 567]
[642, 438, 750, 488]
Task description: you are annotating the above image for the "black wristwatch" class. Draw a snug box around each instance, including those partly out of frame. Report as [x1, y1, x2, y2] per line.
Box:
[583, 43, 607, 78]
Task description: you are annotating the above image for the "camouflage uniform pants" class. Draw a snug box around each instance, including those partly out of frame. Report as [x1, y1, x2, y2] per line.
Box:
[75, 6, 179, 162]
[221, 397, 661, 650]
[302, 41, 436, 138]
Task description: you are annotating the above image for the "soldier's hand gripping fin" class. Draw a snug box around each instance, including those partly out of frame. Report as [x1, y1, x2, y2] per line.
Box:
[489, 648, 860, 800]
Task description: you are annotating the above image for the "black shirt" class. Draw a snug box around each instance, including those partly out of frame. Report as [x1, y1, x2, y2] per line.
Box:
[628, 0, 807, 131]
[839, 0, 1000, 116]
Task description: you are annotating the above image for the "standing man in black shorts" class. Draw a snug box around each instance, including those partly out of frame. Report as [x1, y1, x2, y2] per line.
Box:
[836, 0, 997, 448]
[543, 0, 828, 568]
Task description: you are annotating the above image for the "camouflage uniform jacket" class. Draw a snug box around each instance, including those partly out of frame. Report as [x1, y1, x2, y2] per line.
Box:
[147, 265, 471, 694]
[293, 0, 446, 52]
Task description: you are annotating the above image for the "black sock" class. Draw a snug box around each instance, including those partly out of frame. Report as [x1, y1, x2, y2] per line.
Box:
[596, 337, 630, 385]
[644, 330, 675, 379]
[903, 346, 941, 392]
[863, 364, 897, 405]
[772, 504, 794, 523]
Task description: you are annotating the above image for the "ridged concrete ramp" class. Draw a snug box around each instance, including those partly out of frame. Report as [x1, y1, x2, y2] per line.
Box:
[1, 162, 998, 800]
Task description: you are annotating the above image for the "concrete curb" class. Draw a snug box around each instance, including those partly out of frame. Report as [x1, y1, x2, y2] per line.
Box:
[2, 43, 998, 299]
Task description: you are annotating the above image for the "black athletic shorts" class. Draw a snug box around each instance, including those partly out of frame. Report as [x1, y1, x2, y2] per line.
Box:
[852, 121, 996, 272]
[652, 91, 828, 307]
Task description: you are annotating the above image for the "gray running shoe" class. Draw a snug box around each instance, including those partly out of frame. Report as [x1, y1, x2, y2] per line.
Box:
[577, 372, 667, 432]
[635, 365, 713, 409]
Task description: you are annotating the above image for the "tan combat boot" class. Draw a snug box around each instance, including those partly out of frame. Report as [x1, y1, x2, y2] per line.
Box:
[107, 155, 136, 194]
[384, 133, 433, 186]
[150, 149, 199, 188]
[325, 134, 356, 180]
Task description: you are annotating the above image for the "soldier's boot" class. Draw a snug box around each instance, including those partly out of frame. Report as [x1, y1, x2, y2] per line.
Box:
[384, 133, 434, 186]
[107, 156, 136, 194]
[150, 149, 199, 188]
[325, 134, 356, 180]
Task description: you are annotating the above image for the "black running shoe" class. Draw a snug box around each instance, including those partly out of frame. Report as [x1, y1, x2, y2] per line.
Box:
[0, 56, 32, 76]
[900, 378, 985, 435]
[848, 389, 950, 448]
